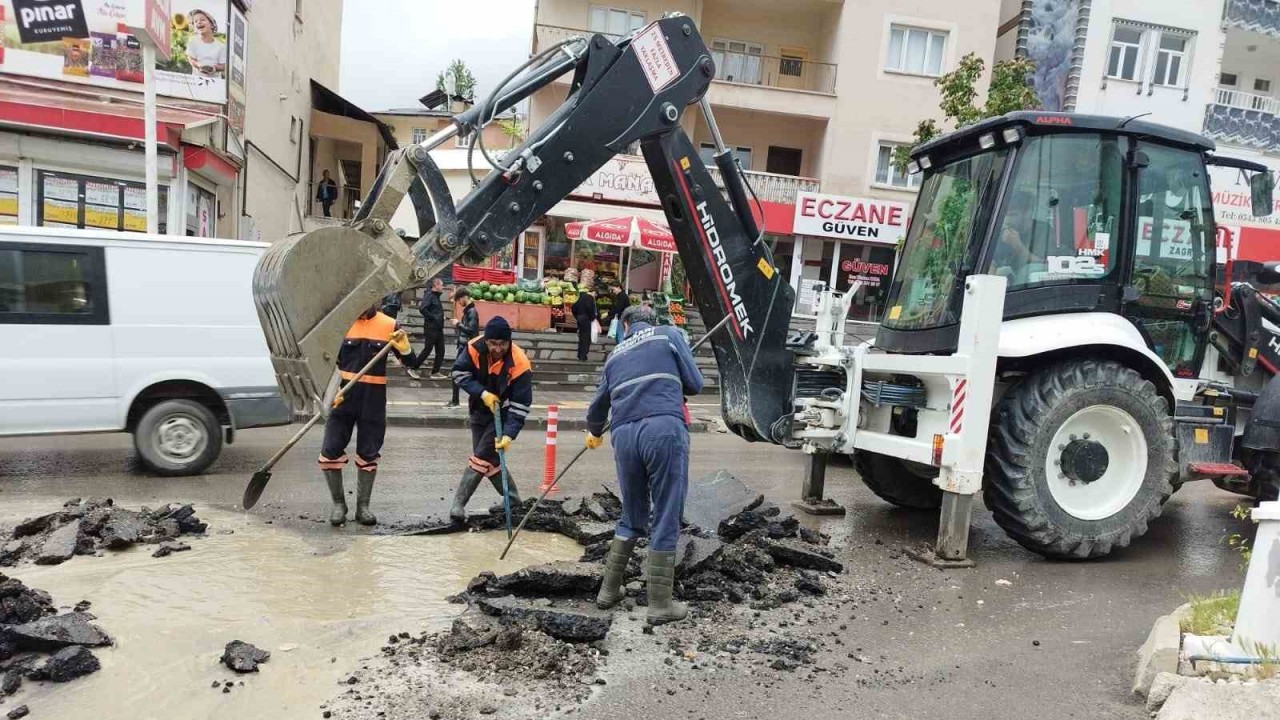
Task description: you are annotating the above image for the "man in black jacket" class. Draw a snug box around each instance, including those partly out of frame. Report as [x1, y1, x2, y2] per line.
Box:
[604, 283, 630, 343]
[572, 288, 597, 361]
[447, 287, 480, 408]
[407, 278, 447, 381]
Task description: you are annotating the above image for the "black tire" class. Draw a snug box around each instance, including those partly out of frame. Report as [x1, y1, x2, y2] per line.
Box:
[1240, 449, 1280, 502]
[854, 451, 943, 510]
[133, 399, 223, 476]
[984, 359, 1176, 559]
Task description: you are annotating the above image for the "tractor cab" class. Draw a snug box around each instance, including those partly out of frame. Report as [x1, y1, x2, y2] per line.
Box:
[878, 111, 1274, 380]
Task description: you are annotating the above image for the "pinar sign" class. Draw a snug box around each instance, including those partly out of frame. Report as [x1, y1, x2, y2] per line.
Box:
[793, 191, 909, 245]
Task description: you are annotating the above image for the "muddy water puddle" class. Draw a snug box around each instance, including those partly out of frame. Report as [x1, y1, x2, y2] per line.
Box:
[3, 505, 579, 720]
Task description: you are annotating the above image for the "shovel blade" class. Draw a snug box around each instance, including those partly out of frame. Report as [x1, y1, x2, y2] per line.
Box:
[253, 224, 418, 414]
[243, 469, 272, 509]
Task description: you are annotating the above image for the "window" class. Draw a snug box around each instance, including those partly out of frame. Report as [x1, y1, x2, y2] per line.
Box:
[1152, 33, 1188, 86]
[0, 166, 17, 226]
[885, 25, 947, 76]
[779, 53, 804, 78]
[1220, 72, 1238, 87]
[588, 5, 645, 40]
[710, 39, 764, 85]
[985, 133, 1124, 291]
[37, 170, 168, 234]
[186, 183, 216, 237]
[699, 143, 752, 170]
[1255, 78, 1272, 93]
[874, 142, 921, 189]
[411, 127, 427, 145]
[1107, 26, 1142, 80]
[0, 243, 108, 324]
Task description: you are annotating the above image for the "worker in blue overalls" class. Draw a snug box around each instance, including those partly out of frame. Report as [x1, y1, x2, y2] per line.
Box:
[584, 304, 704, 626]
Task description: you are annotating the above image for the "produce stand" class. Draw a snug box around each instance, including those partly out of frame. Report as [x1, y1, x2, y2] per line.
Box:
[455, 281, 556, 332]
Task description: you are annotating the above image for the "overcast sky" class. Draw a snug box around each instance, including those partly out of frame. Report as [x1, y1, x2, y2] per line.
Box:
[339, 0, 537, 112]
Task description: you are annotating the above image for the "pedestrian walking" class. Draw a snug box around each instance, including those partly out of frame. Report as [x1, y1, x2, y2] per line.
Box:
[317, 306, 415, 527]
[584, 304, 704, 625]
[448, 317, 534, 522]
[446, 287, 480, 408]
[572, 287, 597, 361]
[406, 278, 447, 381]
[316, 169, 338, 217]
[604, 282, 630, 343]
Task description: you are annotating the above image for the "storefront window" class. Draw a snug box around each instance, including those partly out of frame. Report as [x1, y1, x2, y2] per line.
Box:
[0, 167, 17, 225]
[37, 170, 168, 234]
[544, 225, 572, 278]
[767, 234, 792, 287]
[520, 229, 542, 280]
[835, 243, 897, 322]
[185, 183, 216, 237]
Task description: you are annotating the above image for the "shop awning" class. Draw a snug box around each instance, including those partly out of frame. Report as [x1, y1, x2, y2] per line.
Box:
[565, 216, 677, 253]
[0, 79, 217, 150]
[183, 146, 240, 184]
[549, 199, 668, 225]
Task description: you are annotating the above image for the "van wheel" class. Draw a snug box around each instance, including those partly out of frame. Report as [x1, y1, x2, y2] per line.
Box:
[854, 451, 943, 510]
[134, 400, 222, 476]
[984, 360, 1175, 559]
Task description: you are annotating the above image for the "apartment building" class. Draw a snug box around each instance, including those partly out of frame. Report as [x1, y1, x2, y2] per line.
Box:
[519, 0, 1001, 320]
[998, 0, 1280, 263]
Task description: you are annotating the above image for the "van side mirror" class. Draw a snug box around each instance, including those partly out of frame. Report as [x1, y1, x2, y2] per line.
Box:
[1251, 172, 1275, 217]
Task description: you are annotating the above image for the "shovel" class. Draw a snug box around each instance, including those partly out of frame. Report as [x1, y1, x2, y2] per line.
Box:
[243, 341, 396, 510]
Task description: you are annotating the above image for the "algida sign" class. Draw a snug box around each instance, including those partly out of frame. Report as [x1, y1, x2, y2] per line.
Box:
[12, 0, 89, 43]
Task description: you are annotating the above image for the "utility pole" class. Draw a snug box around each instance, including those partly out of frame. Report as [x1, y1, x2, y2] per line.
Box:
[143, 39, 159, 234]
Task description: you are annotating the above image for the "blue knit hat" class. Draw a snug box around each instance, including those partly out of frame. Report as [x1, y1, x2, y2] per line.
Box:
[484, 316, 512, 341]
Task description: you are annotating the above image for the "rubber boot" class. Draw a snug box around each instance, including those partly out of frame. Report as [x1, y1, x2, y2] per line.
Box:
[489, 472, 522, 507]
[595, 537, 637, 610]
[450, 468, 484, 523]
[645, 550, 687, 626]
[355, 469, 377, 526]
[324, 469, 347, 526]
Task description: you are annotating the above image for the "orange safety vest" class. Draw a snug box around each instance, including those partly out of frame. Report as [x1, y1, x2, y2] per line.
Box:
[338, 311, 398, 385]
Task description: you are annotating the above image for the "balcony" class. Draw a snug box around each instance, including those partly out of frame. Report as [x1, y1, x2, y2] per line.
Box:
[707, 166, 819, 204]
[1224, 0, 1280, 40]
[1204, 88, 1280, 151]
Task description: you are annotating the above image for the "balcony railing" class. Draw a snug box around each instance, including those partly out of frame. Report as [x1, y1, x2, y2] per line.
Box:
[534, 24, 837, 94]
[1224, 0, 1280, 39]
[706, 166, 819, 204]
[1215, 87, 1280, 115]
[1204, 102, 1280, 151]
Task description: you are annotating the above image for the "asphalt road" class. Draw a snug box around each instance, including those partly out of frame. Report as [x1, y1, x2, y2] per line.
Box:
[0, 425, 1257, 719]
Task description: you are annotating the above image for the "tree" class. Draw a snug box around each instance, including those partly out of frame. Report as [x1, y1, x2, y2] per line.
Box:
[435, 59, 477, 102]
[893, 53, 1040, 172]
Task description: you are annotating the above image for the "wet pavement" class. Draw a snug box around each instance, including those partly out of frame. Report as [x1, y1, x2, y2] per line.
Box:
[0, 426, 1258, 719]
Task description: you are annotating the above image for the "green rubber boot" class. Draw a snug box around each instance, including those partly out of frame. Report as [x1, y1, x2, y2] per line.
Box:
[324, 469, 347, 526]
[489, 472, 522, 507]
[595, 537, 637, 610]
[355, 469, 378, 526]
[645, 550, 687, 626]
[450, 468, 484, 523]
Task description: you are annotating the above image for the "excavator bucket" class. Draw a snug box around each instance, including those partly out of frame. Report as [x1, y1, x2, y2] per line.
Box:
[253, 223, 418, 414]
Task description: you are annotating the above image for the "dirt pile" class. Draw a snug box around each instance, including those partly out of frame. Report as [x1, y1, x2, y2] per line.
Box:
[0, 498, 207, 567]
[0, 573, 110, 702]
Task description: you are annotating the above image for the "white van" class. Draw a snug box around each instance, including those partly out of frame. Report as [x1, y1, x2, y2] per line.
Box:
[0, 226, 291, 475]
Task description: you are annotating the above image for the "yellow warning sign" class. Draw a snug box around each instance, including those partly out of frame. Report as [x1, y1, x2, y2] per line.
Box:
[757, 258, 774, 279]
[888, 305, 902, 321]
[1213, 407, 1225, 417]
[680, 157, 691, 170]
[1250, 348, 1258, 358]
[1194, 428, 1209, 444]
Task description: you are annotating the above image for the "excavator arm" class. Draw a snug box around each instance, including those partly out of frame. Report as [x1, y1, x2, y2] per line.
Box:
[253, 15, 795, 442]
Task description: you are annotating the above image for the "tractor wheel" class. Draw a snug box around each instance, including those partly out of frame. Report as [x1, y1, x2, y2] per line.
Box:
[1241, 449, 1280, 502]
[854, 451, 943, 510]
[984, 359, 1176, 559]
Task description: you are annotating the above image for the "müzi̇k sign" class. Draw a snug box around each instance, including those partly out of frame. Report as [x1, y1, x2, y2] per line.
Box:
[12, 0, 89, 44]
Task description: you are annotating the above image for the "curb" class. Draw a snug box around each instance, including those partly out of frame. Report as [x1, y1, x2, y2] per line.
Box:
[297, 413, 710, 433]
[1133, 602, 1191, 697]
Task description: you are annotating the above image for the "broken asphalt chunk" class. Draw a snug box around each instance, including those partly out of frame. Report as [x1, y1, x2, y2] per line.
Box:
[474, 596, 613, 642]
[486, 562, 603, 597]
[34, 521, 80, 566]
[4, 612, 111, 652]
[221, 640, 270, 673]
[40, 645, 100, 682]
[760, 539, 843, 573]
[682, 469, 762, 533]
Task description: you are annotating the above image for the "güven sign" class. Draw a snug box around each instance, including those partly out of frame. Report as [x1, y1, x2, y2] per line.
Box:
[793, 191, 909, 245]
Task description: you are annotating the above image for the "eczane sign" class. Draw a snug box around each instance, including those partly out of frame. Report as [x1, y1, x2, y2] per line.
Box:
[793, 191, 909, 245]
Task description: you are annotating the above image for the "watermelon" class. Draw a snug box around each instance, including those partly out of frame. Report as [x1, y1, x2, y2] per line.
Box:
[505, 293, 515, 303]
[515, 291, 527, 303]
[478, 281, 490, 292]
[468, 283, 481, 295]
[484, 291, 496, 301]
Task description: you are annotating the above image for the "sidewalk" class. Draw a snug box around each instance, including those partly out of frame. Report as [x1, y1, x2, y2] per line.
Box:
[380, 386, 722, 433]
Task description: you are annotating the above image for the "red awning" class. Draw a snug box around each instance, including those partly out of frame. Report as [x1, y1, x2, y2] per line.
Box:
[0, 80, 217, 150]
[183, 146, 239, 184]
[566, 216, 678, 252]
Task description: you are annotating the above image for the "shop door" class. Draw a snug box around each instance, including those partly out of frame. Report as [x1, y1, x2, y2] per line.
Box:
[518, 228, 544, 281]
[834, 242, 896, 322]
[766, 147, 803, 177]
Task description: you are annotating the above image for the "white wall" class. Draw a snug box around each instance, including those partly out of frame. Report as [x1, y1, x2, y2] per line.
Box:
[1074, 0, 1223, 133]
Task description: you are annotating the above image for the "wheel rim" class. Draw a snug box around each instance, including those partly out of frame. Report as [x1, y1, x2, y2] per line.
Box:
[1046, 405, 1147, 521]
[154, 414, 207, 464]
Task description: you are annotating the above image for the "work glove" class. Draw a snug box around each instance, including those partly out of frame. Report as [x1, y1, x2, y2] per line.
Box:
[495, 435, 513, 451]
[390, 329, 411, 354]
[584, 433, 604, 450]
[481, 391, 501, 412]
